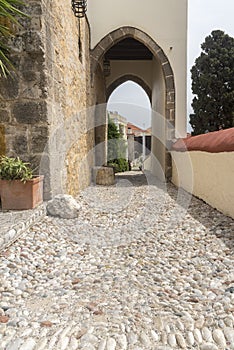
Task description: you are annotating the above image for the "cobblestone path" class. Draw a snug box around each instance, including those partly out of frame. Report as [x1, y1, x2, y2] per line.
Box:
[0, 172, 234, 350]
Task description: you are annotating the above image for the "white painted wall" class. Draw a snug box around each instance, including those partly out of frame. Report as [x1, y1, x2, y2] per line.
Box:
[172, 151, 234, 219]
[87, 0, 188, 137]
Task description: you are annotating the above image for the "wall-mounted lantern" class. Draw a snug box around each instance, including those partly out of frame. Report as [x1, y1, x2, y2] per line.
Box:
[71, 0, 87, 18]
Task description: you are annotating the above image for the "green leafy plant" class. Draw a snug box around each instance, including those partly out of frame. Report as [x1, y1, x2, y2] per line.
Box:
[0, 0, 27, 77]
[0, 156, 33, 182]
[107, 158, 129, 173]
[107, 116, 128, 168]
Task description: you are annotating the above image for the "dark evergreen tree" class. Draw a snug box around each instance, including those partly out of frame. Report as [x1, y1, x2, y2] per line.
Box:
[190, 30, 234, 135]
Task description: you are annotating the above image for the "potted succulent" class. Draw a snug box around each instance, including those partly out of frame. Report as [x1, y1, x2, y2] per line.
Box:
[0, 156, 43, 210]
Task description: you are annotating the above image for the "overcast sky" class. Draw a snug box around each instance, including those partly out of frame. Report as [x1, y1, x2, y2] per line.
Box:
[108, 0, 234, 131]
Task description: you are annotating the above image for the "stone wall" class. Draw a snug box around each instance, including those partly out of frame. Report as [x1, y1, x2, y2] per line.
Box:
[0, 0, 95, 199]
[41, 0, 94, 198]
[0, 0, 48, 171]
[91, 64, 108, 166]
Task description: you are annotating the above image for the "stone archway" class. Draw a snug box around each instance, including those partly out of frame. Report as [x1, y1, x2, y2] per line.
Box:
[90, 26, 175, 126]
[91, 26, 175, 179]
[106, 75, 152, 102]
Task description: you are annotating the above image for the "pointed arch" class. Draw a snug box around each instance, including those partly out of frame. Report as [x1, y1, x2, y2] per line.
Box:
[90, 26, 175, 125]
[106, 75, 151, 102]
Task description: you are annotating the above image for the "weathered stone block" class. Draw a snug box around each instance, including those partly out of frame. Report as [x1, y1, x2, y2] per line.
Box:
[166, 76, 175, 91]
[13, 101, 47, 124]
[98, 34, 113, 52]
[109, 28, 125, 43]
[8, 54, 21, 69]
[147, 41, 161, 55]
[0, 124, 6, 155]
[20, 16, 41, 32]
[30, 17, 42, 31]
[167, 91, 175, 103]
[156, 49, 168, 65]
[0, 110, 10, 123]
[21, 3, 42, 16]
[7, 36, 23, 53]
[162, 62, 173, 76]
[93, 166, 115, 186]
[22, 71, 38, 82]
[123, 27, 136, 37]
[31, 126, 48, 153]
[0, 75, 19, 99]
[21, 52, 44, 72]
[91, 45, 105, 61]
[22, 31, 44, 53]
[21, 85, 43, 99]
[13, 135, 28, 154]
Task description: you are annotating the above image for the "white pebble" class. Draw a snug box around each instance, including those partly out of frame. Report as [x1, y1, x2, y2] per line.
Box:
[212, 329, 226, 348]
[106, 338, 116, 350]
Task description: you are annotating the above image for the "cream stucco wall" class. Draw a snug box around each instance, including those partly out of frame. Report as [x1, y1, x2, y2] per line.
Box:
[151, 57, 167, 180]
[87, 0, 188, 137]
[106, 61, 153, 91]
[172, 151, 234, 219]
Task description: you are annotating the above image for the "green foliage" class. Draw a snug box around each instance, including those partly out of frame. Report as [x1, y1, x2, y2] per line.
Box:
[108, 117, 121, 140]
[0, 0, 27, 77]
[190, 30, 234, 135]
[107, 116, 127, 164]
[107, 158, 129, 173]
[0, 156, 33, 182]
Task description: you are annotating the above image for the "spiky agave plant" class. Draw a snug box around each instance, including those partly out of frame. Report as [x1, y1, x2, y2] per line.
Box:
[0, 0, 27, 77]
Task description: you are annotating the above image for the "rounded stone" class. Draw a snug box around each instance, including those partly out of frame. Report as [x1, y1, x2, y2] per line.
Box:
[200, 343, 218, 350]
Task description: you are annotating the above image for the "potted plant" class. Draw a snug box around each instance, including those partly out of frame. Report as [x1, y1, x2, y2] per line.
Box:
[0, 156, 43, 210]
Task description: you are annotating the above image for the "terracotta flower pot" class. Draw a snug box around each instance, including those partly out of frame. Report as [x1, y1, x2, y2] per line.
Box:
[0, 176, 44, 210]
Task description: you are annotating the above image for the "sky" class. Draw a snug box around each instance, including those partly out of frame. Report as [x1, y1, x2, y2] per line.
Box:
[107, 0, 234, 131]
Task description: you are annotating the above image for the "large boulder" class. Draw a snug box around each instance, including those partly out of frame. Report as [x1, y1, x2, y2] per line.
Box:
[46, 194, 81, 219]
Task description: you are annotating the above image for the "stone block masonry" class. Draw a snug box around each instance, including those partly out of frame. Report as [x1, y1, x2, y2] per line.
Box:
[0, 0, 95, 199]
[41, 1, 94, 199]
[0, 0, 49, 188]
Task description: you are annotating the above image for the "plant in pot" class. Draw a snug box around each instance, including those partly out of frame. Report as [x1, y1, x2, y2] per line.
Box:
[0, 156, 44, 210]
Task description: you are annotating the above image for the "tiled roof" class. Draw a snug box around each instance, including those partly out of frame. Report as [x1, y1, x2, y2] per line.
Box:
[172, 128, 234, 153]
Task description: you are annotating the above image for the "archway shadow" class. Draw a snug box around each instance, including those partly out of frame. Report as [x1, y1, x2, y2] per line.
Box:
[166, 182, 234, 253]
[115, 171, 148, 187]
[115, 170, 166, 189]
[184, 195, 234, 252]
[115, 171, 234, 252]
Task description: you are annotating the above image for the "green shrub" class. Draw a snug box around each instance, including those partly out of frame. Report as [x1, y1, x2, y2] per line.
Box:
[107, 158, 129, 173]
[0, 156, 33, 182]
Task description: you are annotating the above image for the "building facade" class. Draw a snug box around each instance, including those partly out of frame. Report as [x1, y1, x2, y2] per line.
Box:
[0, 0, 188, 198]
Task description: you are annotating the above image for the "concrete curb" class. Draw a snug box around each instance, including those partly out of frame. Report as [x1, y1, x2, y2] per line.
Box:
[0, 204, 46, 252]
